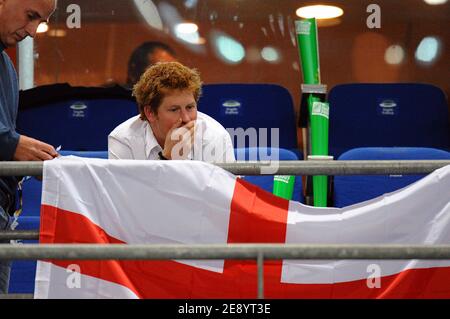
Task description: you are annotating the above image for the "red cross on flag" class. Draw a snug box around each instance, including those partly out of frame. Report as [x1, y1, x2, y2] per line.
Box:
[35, 158, 450, 298]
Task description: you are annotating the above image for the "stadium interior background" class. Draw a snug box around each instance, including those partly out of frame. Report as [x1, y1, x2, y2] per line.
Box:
[5, 0, 449, 150]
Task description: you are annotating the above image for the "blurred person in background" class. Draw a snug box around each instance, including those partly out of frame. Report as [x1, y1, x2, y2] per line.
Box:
[126, 41, 177, 89]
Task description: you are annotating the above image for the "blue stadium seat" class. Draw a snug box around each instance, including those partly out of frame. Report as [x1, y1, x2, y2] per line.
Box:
[9, 151, 108, 294]
[59, 150, 109, 159]
[7, 216, 40, 294]
[234, 147, 304, 203]
[333, 147, 450, 208]
[328, 83, 450, 159]
[199, 84, 298, 152]
[17, 83, 138, 151]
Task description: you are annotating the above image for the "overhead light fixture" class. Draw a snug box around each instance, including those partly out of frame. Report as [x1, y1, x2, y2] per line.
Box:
[423, 0, 447, 5]
[415, 36, 441, 64]
[175, 22, 199, 34]
[184, 0, 198, 9]
[261, 46, 281, 63]
[48, 29, 67, 38]
[174, 23, 204, 45]
[296, 5, 344, 19]
[133, 0, 163, 30]
[210, 31, 245, 64]
[37, 22, 49, 33]
[216, 35, 245, 63]
[385, 44, 405, 65]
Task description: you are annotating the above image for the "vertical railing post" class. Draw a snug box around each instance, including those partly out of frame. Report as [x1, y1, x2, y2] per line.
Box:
[18, 37, 34, 90]
[257, 251, 264, 299]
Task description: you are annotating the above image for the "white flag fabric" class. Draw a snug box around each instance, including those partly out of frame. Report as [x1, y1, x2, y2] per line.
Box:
[35, 157, 450, 298]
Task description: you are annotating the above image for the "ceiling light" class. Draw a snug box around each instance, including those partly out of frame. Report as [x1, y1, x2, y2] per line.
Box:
[37, 23, 49, 33]
[48, 29, 67, 38]
[133, 0, 163, 30]
[211, 32, 245, 64]
[423, 0, 448, 5]
[415, 36, 441, 63]
[175, 22, 199, 34]
[261, 47, 281, 63]
[296, 5, 344, 19]
[385, 45, 405, 65]
[217, 36, 245, 63]
[184, 0, 198, 8]
[174, 23, 203, 44]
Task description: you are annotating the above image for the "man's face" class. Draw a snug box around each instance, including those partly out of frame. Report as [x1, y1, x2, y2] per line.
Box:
[0, 0, 56, 47]
[145, 89, 198, 144]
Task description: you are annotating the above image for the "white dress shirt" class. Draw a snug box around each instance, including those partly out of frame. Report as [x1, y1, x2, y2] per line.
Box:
[108, 112, 235, 162]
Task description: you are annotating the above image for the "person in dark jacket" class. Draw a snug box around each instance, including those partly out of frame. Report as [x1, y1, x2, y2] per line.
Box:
[0, 0, 58, 294]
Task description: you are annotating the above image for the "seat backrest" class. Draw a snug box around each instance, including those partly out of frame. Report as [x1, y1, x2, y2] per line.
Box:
[328, 83, 450, 159]
[59, 150, 109, 158]
[198, 83, 298, 151]
[17, 83, 138, 151]
[234, 147, 304, 203]
[333, 147, 450, 207]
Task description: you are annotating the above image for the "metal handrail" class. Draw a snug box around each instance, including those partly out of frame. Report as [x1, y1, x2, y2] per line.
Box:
[1, 243, 449, 260]
[1, 160, 450, 298]
[1, 243, 450, 299]
[0, 160, 449, 176]
[2, 158, 448, 297]
[0, 230, 39, 240]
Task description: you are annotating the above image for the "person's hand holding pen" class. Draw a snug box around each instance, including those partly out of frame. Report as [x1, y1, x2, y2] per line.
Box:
[13, 135, 59, 161]
[161, 118, 195, 160]
[55, 145, 62, 157]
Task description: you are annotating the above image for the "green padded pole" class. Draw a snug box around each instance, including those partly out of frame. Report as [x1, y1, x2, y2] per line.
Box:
[272, 175, 295, 200]
[295, 18, 329, 207]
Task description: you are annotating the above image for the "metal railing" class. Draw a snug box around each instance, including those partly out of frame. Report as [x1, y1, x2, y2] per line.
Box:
[0, 230, 38, 240]
[2, 243, 450, 260]
[1, 243, 450, 299]
[1, 160, 449, 299]
[0, 160, 449, 176]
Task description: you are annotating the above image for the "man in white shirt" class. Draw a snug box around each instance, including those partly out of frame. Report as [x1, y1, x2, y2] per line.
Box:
[109, 62, 235, 162]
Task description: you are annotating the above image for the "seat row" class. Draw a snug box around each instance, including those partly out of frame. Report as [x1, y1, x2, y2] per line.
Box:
[17, 82, 450, 157]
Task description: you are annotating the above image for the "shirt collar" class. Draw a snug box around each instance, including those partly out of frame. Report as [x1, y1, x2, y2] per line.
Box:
[144, 121, 162, 159]
[0, 42, 6, 53]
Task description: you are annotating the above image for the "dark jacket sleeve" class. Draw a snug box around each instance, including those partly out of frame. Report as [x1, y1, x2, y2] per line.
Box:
[0, 51, 20, 161]
[0, 126, 20, 160]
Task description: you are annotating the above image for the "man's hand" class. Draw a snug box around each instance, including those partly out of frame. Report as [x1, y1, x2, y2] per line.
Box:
[13, 135, 59, 161]
[162, 119, 195, 160]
